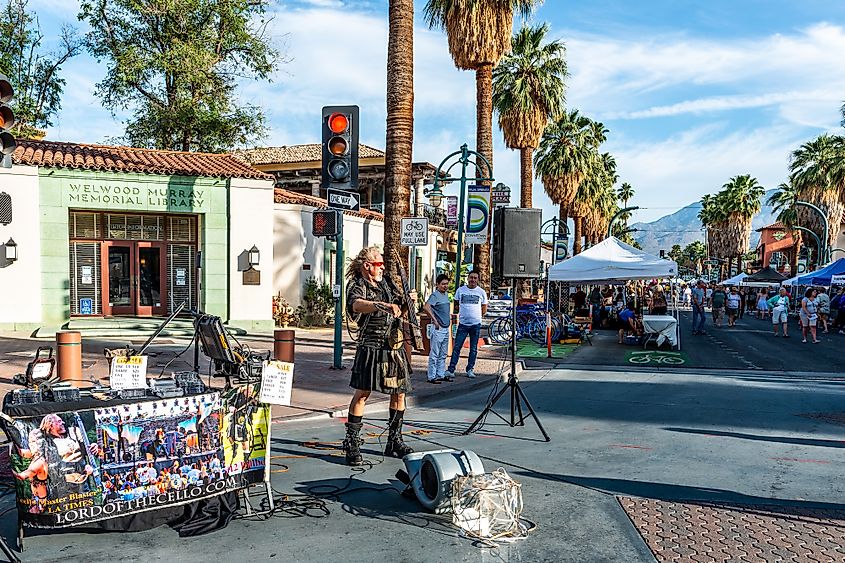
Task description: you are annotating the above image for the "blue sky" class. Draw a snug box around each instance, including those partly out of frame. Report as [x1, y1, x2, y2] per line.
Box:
[27, 0, 845, 223]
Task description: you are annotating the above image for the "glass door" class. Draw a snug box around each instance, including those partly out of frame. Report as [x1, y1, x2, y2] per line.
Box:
[103, 242, 135, 315]
[136, 242, 167, 316]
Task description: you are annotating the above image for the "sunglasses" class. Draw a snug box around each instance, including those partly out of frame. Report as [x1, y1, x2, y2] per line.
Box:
[368, 261, 384, 267]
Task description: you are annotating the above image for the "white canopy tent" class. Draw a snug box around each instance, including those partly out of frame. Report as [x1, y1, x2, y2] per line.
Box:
[548, 237, 679, 283]
[781, 274, 801, 287]
[548, 237, 681, 350]
[721, 272, 748, 286]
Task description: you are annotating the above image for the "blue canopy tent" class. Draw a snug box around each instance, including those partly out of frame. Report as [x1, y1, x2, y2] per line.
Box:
[795, 258, 845, 286]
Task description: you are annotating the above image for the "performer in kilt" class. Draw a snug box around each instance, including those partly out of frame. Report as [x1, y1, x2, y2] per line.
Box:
[343, 246, 416, 466]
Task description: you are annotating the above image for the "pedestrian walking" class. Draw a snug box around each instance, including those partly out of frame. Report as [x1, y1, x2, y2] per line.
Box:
[691, 280, 706, 334]
[816, 288, 830, 333]
[445, 271, 488, 380]
[738, 288, 746, 319]
[756, 289, 769, 319]
[831, 287, 845, 333]
[726, 287, 741, 327]
[651, 285, 668, 315]
[711, 285, 727, 327]
[682, 285, 691, 308]
[423, 274, 452, 384]
[799, 287, 820, 344]
[768, 286, 790, 337]
[705, 284, 714, 308]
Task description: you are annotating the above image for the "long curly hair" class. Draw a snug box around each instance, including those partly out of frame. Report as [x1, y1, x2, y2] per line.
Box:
[346, 246, 382, 282]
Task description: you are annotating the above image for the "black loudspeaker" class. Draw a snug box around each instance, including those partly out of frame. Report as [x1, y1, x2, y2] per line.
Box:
[492, 207, 541, 278]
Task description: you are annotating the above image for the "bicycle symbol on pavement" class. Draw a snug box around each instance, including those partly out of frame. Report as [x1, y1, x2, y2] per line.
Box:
[627, 351, 686, 365]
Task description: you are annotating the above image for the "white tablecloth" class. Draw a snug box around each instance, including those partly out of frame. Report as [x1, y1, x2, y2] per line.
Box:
[641, 315, 678, 347]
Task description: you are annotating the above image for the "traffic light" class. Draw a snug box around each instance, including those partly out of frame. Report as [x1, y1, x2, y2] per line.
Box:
[312, 209, 339, 237]
[659, 249, 665, 258]
[321, 105, 359, 190]
[0, 75, 15, 167]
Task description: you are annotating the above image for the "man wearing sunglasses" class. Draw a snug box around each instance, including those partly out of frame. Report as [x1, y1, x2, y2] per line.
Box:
[343, 246, 416, 466]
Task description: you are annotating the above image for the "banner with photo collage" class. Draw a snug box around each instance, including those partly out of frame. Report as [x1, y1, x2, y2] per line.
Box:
[4, 384, 270, 528]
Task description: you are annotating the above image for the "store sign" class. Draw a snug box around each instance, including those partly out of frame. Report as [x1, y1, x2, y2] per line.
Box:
[63, 182, 211, 213]
[3, 386, 269, 528]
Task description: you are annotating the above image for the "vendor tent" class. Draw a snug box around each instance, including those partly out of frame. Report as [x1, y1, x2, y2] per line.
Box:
[795, 258, 845, 286]
[721, 272, 747, 286]
[548, 237, 678, 283]
[781, 274, 801, 287]
[740, 266, 786, 287]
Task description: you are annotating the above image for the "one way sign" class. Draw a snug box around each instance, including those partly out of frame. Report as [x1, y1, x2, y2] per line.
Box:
[327, 188, 361, 212]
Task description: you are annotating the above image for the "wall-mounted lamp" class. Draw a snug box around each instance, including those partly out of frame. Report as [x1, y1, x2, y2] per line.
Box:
[4, 237, 16, 262]
[248, 245, 260, 267]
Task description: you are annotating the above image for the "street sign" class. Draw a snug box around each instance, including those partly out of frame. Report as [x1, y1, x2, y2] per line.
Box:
[491, 189, 510, 204]
[326, 188, 360, 212]
[401, 217, 429, 246]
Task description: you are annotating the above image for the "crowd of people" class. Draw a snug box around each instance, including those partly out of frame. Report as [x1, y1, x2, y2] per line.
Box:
[101, 454, 226, 502]
[681, 280, 845, 341]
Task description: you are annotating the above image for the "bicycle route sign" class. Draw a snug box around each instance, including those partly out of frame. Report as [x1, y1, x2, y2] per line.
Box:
[625, 350, 687, 366]
[401, 216, 428, 246]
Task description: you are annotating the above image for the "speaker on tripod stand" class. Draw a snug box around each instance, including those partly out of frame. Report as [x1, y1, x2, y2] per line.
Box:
[466, 207, 549, 441]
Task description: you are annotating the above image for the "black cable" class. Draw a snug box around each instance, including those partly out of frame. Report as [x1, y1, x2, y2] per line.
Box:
[157, 332, 198, 377]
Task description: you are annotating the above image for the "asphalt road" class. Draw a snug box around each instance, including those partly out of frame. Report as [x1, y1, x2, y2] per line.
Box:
[8, 364, 845, 562]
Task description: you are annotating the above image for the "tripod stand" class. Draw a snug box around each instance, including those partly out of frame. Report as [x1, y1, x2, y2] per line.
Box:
[464, 279, 550, 441]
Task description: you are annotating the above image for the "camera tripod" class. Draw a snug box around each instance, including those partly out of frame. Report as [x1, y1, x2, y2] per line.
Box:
[464, 279, 550, 442]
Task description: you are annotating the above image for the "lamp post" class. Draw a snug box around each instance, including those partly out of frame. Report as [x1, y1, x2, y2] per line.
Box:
[793, 226, 822, 271]
[425, 144, 494, 291]
[795, 200, 829, 264]
[606, 206, 639, 239]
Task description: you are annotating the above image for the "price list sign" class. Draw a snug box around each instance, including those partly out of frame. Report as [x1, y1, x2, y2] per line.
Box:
[259, 361, 294, 406]
[109, 356, 148, 390]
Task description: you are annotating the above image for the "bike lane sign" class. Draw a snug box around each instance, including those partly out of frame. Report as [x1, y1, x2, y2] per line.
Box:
[401, 217, 428, 246]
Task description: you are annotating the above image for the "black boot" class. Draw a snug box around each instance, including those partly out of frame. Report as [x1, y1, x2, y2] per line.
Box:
[384, 416, 413, 459]
[342, 422, 364, 466]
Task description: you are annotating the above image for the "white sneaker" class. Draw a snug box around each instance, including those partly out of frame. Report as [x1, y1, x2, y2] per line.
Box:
[466, 370, 476, 379]
[445, 370, 456, 380]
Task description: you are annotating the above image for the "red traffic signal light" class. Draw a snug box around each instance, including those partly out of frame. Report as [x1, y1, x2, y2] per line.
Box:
[312, 209, 339, 237]
[0, 75, 14, 163]
[321, 106, 358, 190]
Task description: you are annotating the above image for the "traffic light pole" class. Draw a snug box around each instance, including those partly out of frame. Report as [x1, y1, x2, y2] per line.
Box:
[333, 211, 345, 369]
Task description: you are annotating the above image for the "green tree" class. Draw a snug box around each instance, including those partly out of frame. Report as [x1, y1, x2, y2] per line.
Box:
[382, 0, 415, 277]
[79, 0, 280, 152]
[492, 22, 566, 209]
[424, 0, 543, 291]
[789, 133, 845, 252]
[668, 244, 682, 262]
[0, 0, 81, 139]
[682, 240, 706, 272]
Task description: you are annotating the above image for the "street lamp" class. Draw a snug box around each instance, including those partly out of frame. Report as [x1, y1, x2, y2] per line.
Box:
[426, 144, 494, 291]
[4, 237, 16, 262]
[795, 200, 829, 264]
[248, 245, 260, 267]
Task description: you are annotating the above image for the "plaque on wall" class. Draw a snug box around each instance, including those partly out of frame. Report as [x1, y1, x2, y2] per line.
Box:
[243, 267, 260, 285]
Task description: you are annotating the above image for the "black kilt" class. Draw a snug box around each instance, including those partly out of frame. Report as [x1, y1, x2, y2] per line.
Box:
[350, 346, 413, 394]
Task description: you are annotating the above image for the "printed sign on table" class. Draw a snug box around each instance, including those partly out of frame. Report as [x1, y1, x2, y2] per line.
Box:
[109, 356, 148, 390]
[259, 361, 294, 406]
[3, 385, 270, 528]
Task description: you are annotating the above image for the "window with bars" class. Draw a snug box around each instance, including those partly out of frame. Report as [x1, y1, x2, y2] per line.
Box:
[106, 214, 164, 240]
[168, 244, 196, 311]
[70, 212, 100, 239]
[69, 242, 102, 315]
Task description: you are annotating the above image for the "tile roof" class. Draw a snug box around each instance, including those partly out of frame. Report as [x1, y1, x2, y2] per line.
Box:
[234, 144, 384, 165]
[13, 139, 273, 180]
[756, 221, 786, 231]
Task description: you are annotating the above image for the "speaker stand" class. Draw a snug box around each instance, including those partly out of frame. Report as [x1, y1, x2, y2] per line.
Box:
[464, 279, 550, 442]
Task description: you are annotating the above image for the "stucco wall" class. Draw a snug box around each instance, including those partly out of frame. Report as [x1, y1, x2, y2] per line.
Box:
[227, 178, 275, 331]
[0, 165, 42, 330]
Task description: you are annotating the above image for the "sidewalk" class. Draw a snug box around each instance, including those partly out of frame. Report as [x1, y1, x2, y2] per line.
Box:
[0, 327, 515, 421]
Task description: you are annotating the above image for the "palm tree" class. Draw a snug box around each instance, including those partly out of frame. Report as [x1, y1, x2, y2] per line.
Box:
[572, 151, 616, 249]
[424, 0, 543, 290]
[767, 181, 802, 274]
[789, 134, 845, 253]
[617, 182, 634, 209]
[698, 192, 728, 274]
[382, 0, 415, 276]
[492, 23, 567, 209]
[700, 175, 764, 276]
[534, 109, 601, 254]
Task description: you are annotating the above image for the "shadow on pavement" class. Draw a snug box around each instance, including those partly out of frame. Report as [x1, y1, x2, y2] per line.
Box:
[664, 427, 845, 449]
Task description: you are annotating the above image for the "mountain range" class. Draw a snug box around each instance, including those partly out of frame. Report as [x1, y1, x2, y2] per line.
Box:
[630, 189, 778, 255]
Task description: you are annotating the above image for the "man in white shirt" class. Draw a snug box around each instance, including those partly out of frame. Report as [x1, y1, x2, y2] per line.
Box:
[445, 272, 487, 379]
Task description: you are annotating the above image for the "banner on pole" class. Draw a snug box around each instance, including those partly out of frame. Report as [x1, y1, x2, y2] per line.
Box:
[446, 196, 458, 228]
[465, 185, 490, 245]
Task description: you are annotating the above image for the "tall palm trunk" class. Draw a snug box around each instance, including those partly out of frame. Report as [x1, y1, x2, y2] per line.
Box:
[383, 0, 414, 274]
[520, 147, 532, 208]
[475, 63, 493, 292]
[573, 216, 582, 255]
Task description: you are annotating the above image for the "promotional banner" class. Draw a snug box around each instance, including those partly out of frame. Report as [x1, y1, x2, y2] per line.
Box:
[5, 385, 269, 528]
[446, 196, 458, 228]
[465, 185, 491, 245]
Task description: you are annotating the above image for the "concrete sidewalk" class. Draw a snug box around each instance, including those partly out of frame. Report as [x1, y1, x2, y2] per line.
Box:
[0, 327, 516, 421]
